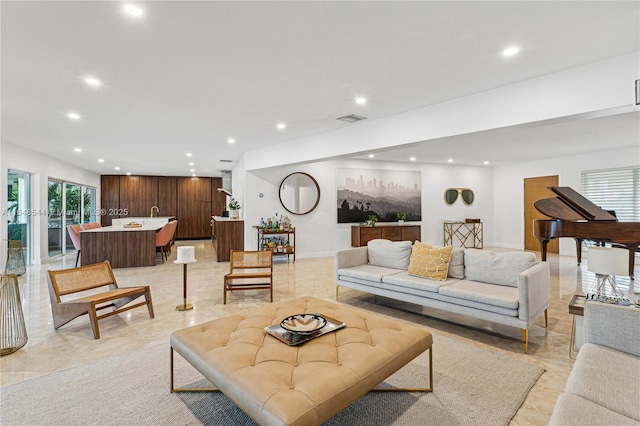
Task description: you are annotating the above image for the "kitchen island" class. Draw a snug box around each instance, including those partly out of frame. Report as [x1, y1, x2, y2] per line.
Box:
[211, 216, 244, 262]
[81, 224, 164, 268]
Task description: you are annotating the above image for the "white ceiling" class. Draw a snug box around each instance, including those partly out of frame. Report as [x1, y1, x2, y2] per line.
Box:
[2, 1, 639, 176]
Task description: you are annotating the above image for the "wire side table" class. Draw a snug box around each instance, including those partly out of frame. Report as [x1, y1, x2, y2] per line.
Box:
[443, 221, 483, 248]
[1, 274, 28, 356]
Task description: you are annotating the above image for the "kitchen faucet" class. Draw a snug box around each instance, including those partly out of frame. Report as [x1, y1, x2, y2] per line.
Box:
[150, 206, 159, 218]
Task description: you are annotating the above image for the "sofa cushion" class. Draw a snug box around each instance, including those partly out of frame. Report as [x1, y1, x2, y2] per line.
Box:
[549, 393, 640, 426]
[564, 343, 640, 422]
[439, 279, 519, 310]
[382, 271, 457, 293]
[464, 249, 536, 287]
[408, 243, 453, 281]
[367, 239, 412, 270]
[448, 247, 464, 279]
[337, 264, 403, 283]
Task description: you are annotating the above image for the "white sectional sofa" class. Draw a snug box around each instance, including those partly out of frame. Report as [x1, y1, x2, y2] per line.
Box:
[335, 239, 550, 353]
[550, 302, 640, 425]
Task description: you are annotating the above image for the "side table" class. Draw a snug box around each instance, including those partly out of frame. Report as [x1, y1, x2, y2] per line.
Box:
[443, 221, 483, 248]
[568, 294, 585, 359]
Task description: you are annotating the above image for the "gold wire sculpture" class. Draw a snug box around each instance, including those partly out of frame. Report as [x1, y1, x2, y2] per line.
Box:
[0, 274, 28, 356]
[5, 241, 26, 276]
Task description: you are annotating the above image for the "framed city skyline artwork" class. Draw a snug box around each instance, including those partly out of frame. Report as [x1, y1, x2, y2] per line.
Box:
[336, 168, 422, 223]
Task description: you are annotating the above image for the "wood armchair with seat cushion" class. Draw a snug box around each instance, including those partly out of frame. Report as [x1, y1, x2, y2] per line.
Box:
[224, 250, 273, 304]
[46, 260, 154, 339]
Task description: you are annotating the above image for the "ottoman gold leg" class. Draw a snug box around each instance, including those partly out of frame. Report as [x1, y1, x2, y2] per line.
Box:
[170, 347, 221, 393]
[370, 346, 433, 393]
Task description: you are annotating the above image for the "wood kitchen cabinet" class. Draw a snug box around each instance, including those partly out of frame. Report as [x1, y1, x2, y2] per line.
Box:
[100, 175, 225, 239]
[351, 224, 421, 247]
[119, 175, 158, 217]
[100, 175, 120, 226]
[212, 217, 244, 262]
[177, 177, 212, 239]
[158, 176, 177, 218]
[211, 177, 225, 216]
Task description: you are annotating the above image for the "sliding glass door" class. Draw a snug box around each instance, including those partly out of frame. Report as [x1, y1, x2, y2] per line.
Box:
[7, 170, 31, 265]
[47, 180, 97, 258]
[47, 180, 63, 257]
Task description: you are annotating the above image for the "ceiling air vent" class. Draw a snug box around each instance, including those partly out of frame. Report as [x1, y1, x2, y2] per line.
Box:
[219, 159, 232, 163]
[337, 114, 367, 123]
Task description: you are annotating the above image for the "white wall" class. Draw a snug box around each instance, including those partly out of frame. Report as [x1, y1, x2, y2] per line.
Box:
[243, 159, 493, 258]
[493, 146, 640, 255]
[1, 141, 101, 265]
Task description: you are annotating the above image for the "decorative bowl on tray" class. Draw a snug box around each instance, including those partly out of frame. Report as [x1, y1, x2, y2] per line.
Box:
[280, 314, 327, 334]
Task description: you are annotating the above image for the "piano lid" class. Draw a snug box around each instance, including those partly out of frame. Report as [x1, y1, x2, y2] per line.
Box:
[534, 186, 618, 222]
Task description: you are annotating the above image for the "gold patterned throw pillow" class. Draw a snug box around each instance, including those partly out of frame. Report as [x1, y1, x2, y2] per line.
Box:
[408, 243, 453, 281]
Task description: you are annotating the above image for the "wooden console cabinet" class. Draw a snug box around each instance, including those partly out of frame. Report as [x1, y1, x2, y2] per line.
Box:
[351, 224, 420, 247]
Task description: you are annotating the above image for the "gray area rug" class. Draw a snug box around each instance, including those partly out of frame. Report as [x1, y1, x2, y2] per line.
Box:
[1, 334, 543, 425]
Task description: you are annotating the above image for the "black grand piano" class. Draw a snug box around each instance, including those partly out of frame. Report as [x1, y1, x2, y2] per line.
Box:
[533, 186, 640, 277]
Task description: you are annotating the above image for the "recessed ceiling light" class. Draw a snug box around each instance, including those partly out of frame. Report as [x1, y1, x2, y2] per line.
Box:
[123, 4, 143, 17]
[67, 112, 81, 120]
[355, 97, 367, 105]
[192, 174, 197, 177]
[368, 154, 375, 158]
[84, 76, 102, 87]
[484, 161, 490, 165]
[410, 157, 416, 162]
[228, 138, 236, 144]
[186, 152, 193, 157]
[126, 172, 132, 176]
[502, 46, 519, 57]
[190, 169, 195, 173]
[98, 158, 105, 163]
[447, 158, 453, 163]
[114, 166, 120, 170]
[73, 148, 82, 153]
[277, 123, 286, 130]
[188, 162, 194, 166]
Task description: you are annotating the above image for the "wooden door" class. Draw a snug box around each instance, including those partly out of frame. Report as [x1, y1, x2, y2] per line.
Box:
[524, 176, 559, 253]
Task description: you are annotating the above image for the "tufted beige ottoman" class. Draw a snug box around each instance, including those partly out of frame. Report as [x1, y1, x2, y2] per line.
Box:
[170, 296, 433, 425]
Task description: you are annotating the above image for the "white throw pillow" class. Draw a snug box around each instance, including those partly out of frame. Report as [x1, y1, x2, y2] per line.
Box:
[368, 239, 412, 270]
[448, 247, 465, 279]
[463, 249, 536, 287]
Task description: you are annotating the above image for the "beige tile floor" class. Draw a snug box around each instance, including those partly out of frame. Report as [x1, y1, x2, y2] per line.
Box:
[1, 241, 637, 425]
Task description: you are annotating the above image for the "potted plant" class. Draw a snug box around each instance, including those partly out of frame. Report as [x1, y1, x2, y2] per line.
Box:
[228, 198, 241, 219]
[397, 212, 406, 225]
[366, 214, 378, 227]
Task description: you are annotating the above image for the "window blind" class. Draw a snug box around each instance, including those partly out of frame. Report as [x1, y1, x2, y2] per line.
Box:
[581, 167, 640, 223]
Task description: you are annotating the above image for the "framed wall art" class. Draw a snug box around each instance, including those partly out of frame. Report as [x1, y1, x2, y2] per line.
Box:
[337, 168, 421, 223]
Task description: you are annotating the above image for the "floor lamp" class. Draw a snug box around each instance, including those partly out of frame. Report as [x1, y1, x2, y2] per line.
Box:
[587, 247, 628, 302]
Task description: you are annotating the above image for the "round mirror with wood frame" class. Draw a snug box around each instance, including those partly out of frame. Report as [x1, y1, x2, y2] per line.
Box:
[279, 172, 321, 215]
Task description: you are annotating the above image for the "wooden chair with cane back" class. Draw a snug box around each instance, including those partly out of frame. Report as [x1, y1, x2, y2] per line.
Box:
[46, 260, 154, 339]
[223, 250, 273, 304]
